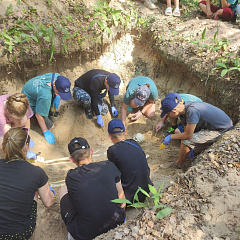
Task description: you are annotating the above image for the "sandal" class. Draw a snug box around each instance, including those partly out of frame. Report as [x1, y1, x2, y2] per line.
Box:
[165, 7, 172, 16]
[173, 8, 180, 17]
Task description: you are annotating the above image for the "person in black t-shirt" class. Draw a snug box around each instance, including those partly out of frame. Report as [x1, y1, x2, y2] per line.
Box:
[73, 69, 121, 127]
[107, 119, 152, 203]
[59, 137, 126, 240]
[0, 127, 55, 240]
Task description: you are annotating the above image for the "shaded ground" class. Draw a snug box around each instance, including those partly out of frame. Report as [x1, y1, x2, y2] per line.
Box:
[0, 0, 239, 239]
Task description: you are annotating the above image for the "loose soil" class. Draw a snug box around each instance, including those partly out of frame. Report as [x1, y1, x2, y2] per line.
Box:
[0, 0, 239, 239]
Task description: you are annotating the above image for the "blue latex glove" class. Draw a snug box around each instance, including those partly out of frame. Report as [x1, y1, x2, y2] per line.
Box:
[26, 150, 37, 159]
[29, 138, 35, 149]
[43, 130, 55, 144]
[163, 134, 172, 145]
[52, 95, 61, 110]
[111, 106, 118, 117]
[49, 186, 55, 195]
[189, 148, 195, 159]
[96, 115, 104, 127]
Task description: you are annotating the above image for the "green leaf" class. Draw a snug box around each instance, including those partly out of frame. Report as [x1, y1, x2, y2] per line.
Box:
[105, 27, 112, 34]
[138, 187, 150, 197]
[63, 43, 68, 54]
[47, 27, 53, 37]
[39, 23, 46, 34]
[101, 13, 108, 21]
[133, 188, 141, 203]
[131, 202, 148, 208]
[111, 199, 132, 204]
[202, 44, 208, 48]
[43, 36, 50, 42]
[119, 16, 125, 24]
[148, 184, 157, 195]
[157, 181, 164, 193]
[13, 36, 21, 43]
[151, 193, 163, 198]
[31, 36, 39, 43]
[97, 19, 105, 30]
[213, 30, 218, 41]
[8, 45, 13, 53]
[3, 33, 12, 41]
[221, 69, 229, 77]
[153, 204, 166, 209]
[51, 32, 55, 42]
[201, 27, 206, 41]
[212, 47, 220, 52]
[89, 19, 97, 29]
[155, 207, 173, 219]
[153, 197, 160, 206]
[216, 62, 227, 69]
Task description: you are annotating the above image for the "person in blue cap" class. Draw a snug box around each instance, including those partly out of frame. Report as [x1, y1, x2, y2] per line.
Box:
[156, 93, 203, 136]
[73, 69, 121, 127]
[107, 119, 152, 203]
[160, 92, 233, 168]
[22, 73, 72, 145]
[121, 76, 158, 126]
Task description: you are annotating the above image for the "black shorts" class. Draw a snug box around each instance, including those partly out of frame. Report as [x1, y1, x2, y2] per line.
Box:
[0, 200, 37, 240]
[43, 116, 54, 130]
[60, 193, 78, 227]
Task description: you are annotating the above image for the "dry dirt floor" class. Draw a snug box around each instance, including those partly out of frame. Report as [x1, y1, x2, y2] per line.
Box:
[0, 0, 240, 239]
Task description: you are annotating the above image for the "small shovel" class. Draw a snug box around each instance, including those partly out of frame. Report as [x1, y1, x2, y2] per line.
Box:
[159, 143, 166, 149]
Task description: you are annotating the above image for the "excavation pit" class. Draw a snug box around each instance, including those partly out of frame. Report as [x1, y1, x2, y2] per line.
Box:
[0, 32, 238, 240]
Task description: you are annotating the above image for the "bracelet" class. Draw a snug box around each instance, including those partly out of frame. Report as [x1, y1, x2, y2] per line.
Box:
[140, 111, 146, 117]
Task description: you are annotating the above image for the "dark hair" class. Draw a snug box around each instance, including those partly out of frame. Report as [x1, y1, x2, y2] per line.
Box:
[5, 93, 29, 118]
[71, 147, 91, 163]
[109, 127, 125, 139]
[2, 128, 30, 162]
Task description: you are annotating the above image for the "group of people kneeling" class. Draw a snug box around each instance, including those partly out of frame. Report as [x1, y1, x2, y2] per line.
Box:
[0, 69, 234, 240]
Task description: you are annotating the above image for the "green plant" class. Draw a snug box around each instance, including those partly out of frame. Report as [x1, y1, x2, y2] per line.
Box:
[212, 53, 240, 77]
[190, 28, 230, 55]
[111, 182, 173, 219]
[5, 4, 13, 17]
[89, 0, 126, 34]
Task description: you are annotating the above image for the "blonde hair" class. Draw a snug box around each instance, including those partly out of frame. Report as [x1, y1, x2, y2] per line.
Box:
[5, 93, 29, 118]
[2, 128, 30, 162]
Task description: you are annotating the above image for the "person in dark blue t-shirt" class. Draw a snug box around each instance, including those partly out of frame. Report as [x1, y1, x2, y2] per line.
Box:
[107, 119, 152, 203]
[160, 92, 233, 168]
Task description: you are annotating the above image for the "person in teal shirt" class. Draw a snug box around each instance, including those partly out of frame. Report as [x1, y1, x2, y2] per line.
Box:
[22, 73, 72, 145]
[199, 0, 238, 21]
[156, 93, 203, 135]
[121, 76, 158, 126]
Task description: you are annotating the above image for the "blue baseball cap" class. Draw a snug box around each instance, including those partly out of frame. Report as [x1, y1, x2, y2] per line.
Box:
[160, 92, 181, 118]
[108, 119, 125, 134]
[134, 85, 150, 107]
[55, 76, 72, 100]
[107, 73, 121, 95]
